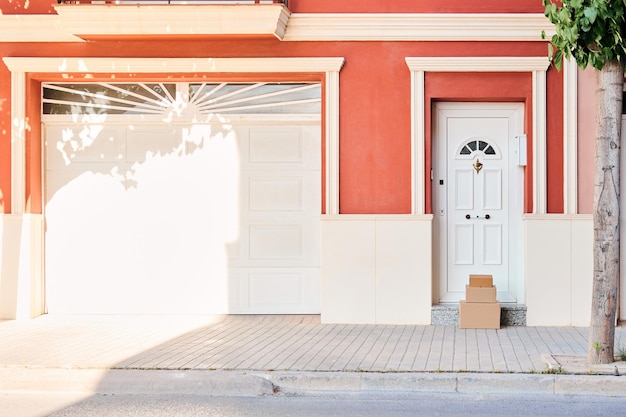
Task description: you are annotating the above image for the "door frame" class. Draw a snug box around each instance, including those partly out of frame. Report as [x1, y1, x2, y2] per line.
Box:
[432, 102, 525, 304]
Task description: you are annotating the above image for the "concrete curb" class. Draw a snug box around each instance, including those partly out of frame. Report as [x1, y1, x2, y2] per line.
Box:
[1, 368, 625, 397]
[260, 371, 626, 397]
[0, 368, 274, 397]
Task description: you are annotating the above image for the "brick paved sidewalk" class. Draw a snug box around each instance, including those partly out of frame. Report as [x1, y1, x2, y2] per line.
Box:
[0, 314, 623, 374]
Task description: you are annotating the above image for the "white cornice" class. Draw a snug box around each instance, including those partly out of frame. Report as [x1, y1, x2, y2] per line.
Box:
[2, 57, 345, 73]
[54, 4, 291, 39]
[0, 11, 555, 43]
[405, 56, 550, 72]
[285, 13, 554, 41]
[0, 15, 82, 42]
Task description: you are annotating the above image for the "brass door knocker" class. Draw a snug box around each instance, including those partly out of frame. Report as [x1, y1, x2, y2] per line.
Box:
[473, 159, 483, 174]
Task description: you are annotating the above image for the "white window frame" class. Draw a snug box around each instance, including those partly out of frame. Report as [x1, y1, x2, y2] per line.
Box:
[2, 57, 344, 215]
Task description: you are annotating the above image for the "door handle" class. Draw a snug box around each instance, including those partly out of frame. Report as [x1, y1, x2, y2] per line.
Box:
[465, 214, 490, 220]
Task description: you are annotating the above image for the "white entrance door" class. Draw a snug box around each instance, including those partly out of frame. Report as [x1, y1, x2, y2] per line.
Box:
[434, 103, 524, 303]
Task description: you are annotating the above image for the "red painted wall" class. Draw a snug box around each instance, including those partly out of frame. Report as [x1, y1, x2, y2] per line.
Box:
[0, 0, 545, 15]
[546, 64, 565, 213]
[0, 63, 9, 213]
[0, 36, 561, 215]
[25, 77, 42, 214]
[0, 0, 56, 14]
[289, 0, 544, 13]
[577, 67, 596, 214]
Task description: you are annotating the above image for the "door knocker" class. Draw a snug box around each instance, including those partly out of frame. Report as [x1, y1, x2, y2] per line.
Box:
[473, 159, 483, 174]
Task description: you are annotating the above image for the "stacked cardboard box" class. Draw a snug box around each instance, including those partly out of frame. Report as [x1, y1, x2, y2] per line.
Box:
[459, 274, 501, 329]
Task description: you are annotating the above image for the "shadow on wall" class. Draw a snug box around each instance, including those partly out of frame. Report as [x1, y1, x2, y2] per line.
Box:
[44, 106, 241, 315]
[0, 206, 20, 319]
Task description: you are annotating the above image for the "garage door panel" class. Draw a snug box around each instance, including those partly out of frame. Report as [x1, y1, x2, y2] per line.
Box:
[46, 168, 124, 205]
[45, 125, 126, 169]
[249, 176, 303, 212]
[249, 224, 304, 260]
[228, 220, 320, 267]
[249, 128, 303, 163]
[244, 125, 320, 170]
[245, 173, 319, 212]
[230, 268, 320, 314]
[126, 127, 180, 163]
[249, 273, 303, 306]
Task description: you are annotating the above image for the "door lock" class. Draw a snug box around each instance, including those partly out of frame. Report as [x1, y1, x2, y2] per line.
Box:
[465, 214, 490, 220]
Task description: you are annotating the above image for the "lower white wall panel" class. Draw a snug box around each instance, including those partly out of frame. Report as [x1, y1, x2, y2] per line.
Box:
[321, 215, 433, 324]
[320, 218, 377, 324]
[524, 215, 592, 326]
[571, 219, 594, 326]
[375, 219, 432, 324]
[0, 214, 44, 320]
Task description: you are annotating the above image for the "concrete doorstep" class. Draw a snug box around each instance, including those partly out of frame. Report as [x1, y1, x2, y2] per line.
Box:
[1, 368, 626, 398]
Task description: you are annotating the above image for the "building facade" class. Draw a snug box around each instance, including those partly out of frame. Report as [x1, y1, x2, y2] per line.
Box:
[0, 0, 610, 326]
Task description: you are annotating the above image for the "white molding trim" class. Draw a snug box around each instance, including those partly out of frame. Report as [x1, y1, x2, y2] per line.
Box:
[0, 12, 555, 43]
[325, 70, 341, 215]
[411, 70, 425, 215]
[405, 56, 550, 72]
[522, 213, 593, 221]
[0, 15, 82, 42]
[563, 58, 578, 214]
[285, 13, 554, 42]
[54, 4, 291, 39]
[3, 56, 344, 217]
[406, 56, 550, 215]
[322, 214, 434, 221]
[533, 69, 548, 214]
[11, 71, 26, 215]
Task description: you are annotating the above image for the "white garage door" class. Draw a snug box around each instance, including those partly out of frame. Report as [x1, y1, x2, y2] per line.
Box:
[43, 82, 321, 315]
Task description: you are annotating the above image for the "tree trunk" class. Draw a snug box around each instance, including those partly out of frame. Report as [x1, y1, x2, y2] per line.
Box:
[589, 59, 624, 365]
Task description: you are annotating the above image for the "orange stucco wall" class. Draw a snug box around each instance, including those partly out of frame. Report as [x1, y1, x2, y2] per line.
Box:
[0, 29, 563, 216]
[289, 0, 545, 13]
[0, 0, 545, 15]
[0, 62, 9, 213]
[25, 77, 42, 214]
[577, 67, 596, 214]
[546, 64, 565, 213]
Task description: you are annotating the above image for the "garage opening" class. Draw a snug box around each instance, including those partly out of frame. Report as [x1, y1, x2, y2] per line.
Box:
[42, 81, 321, 314]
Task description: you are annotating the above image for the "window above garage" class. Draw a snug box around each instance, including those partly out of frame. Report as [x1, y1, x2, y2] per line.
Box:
[42, 82, 321, 115]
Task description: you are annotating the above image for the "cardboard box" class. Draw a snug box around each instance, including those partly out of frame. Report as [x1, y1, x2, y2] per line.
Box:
[465, 285, 497, 303]
[469, 274, 493, 288]
[459, 301, 501, 329]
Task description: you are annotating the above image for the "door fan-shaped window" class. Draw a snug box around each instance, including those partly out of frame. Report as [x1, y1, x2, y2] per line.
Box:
[42, 82, 321, 115]
[458, 138, 498, 157]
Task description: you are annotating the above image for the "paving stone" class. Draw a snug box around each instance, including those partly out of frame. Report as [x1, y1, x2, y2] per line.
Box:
[0, 314, 622, 378]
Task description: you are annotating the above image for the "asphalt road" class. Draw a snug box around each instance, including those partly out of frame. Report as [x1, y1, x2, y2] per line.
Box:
[4, 392, 626, 417]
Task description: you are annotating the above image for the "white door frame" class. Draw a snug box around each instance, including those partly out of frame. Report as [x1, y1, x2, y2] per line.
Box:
[433, 102, 525, 304]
